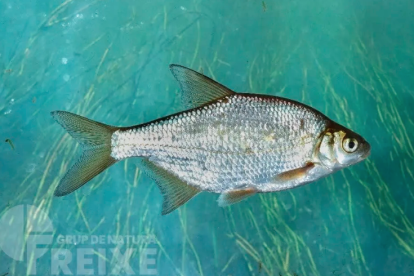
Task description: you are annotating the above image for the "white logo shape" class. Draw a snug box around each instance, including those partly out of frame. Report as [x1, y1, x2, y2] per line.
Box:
[0, 205, 54, 261]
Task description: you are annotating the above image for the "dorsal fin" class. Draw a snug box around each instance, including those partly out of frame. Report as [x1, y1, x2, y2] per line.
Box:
[169, 64, 235, 109]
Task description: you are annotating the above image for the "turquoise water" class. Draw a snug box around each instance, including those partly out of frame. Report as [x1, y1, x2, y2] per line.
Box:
[1, 0, 414, 275]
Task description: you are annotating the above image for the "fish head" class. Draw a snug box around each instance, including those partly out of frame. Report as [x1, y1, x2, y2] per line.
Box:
[317, 123, 371, 171]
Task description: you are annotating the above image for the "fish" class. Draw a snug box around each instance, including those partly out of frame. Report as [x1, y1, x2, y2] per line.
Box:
[51, 64, 371, 215]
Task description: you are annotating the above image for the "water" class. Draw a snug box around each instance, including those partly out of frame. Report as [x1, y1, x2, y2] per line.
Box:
[1, 0, 414, 275]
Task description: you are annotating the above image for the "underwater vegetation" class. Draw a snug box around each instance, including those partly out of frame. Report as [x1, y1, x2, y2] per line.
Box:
[1, 0, 414, 275]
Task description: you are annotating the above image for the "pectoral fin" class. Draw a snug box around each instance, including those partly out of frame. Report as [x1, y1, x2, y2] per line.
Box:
[138, 159, 200, 215]
[218, 187, 258, 207]
[272, 162, 315, 182]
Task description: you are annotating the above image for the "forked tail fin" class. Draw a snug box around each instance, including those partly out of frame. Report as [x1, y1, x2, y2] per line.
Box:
[51, 111, 119, 196]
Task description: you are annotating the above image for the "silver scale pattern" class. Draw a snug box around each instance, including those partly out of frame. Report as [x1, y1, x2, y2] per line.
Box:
[111, 94, 328, 193]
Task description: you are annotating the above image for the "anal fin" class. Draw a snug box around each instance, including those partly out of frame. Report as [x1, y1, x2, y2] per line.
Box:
[218, 187, 257, 207]
[138, 159, 200, 215]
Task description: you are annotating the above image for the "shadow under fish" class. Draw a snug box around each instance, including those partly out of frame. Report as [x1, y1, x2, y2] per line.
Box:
[51, 64, 371, 215]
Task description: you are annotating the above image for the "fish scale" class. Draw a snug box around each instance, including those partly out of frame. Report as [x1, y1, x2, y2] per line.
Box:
[51, 64, 370, 215]
[110, 94, 328, 192]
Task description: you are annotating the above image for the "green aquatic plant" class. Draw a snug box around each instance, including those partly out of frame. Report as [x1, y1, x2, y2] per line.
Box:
[1, 0, 414, 275]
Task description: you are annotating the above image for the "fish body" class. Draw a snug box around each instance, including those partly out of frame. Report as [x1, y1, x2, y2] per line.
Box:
[51, 64, 371, 215]
[111, 94, 328, 193]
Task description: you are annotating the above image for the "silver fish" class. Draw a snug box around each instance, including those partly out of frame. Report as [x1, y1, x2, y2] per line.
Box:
[51, 64, 371, 215]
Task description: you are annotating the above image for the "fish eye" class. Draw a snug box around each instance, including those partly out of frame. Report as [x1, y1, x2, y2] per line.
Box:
[343, 137, 358, 153]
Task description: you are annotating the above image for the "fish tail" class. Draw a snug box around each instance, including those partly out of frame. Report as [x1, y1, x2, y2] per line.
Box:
[51, 111, 119, 196]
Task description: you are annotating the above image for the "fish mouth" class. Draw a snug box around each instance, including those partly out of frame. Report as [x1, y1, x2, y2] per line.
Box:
[360, 144, 371, 159]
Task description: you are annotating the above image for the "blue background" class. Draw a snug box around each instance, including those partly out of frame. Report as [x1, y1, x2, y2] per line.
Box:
[1, 0, 414, 275]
